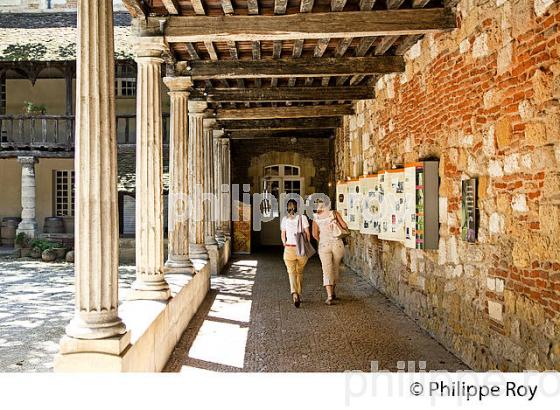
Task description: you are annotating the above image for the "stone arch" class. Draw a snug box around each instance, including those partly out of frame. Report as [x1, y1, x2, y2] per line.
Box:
[247, 151, 317, 196]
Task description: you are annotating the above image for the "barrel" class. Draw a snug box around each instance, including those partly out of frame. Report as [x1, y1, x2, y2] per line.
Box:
[1, 217, 21, 247]
[44, 217, 65, 234]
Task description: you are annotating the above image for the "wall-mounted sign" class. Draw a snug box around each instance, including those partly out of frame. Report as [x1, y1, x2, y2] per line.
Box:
[336, 181, 348, 223]
[461, 178, 477, 243]
[346, 179, 361, 231]
[359, 174, 382, 235]
[336, 161, 439, 249]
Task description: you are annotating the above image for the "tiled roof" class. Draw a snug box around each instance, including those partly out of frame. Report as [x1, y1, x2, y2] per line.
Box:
[0, 12, 133, 62]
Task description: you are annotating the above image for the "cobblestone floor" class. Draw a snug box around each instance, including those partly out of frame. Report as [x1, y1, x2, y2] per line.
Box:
[0, 258, 136, 372]
[164, 251, 469, 372]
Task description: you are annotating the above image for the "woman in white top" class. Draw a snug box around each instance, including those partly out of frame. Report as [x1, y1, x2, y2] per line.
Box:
[312, 198, 348, 305]
[281, 199, 311, 308]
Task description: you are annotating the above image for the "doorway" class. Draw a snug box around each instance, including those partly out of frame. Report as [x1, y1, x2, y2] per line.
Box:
[259, 164, 303, 246]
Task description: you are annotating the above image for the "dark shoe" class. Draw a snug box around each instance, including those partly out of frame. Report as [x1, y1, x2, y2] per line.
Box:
[332, 292, 337, 300]
[293, 293, 301, 308]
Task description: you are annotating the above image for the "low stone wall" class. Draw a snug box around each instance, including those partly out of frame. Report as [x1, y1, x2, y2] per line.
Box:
[336, 0, 560, 371]
[54, 263, 210, 372]
[54, 238, 231, 372]
[120, 263, 211, 372]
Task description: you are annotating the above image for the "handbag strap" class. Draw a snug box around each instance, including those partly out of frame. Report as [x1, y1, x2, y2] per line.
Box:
[297, 214, 302, 233]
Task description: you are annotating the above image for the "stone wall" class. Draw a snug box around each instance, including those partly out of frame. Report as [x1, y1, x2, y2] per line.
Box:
[231, 137, 335, 198]
[335, 0, 560, 371]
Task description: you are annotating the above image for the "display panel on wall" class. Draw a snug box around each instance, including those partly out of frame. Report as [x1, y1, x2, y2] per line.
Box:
[359, 174, 382, 235]
[336, 181, 348, 224]
[461, 178, 478, 243]
[338, 161, 439, 250]
[346, 179, 361, 231]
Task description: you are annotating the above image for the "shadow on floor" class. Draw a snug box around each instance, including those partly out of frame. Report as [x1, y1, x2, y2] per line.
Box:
[164, 251, 469, 373]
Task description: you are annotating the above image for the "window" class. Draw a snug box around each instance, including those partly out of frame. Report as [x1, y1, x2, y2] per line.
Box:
[115, 64, 136, 97]
[54, 170, 75, 217]
[264, 165, 279, 177]
[284, 180, 301, 195]
[0, 74, 6, 142]
[261, 165, 304, 218]
[284, 165, 299, 176]
[0, 74, 5, 115]
[264, 165, 300, 177]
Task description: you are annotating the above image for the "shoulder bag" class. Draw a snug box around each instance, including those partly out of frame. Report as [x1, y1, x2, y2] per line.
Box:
[296, 215, 316, 258]
[330, 211, 350, 239]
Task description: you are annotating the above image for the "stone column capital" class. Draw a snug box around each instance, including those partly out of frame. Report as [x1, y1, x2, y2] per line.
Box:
[188, 101, 207, 115]
[203, 118, 217, 130]
[17, 156, 38, 166]
[213, 129, 225, 139]
[163, 76, 193, 93]
[134, 36, 169, 59]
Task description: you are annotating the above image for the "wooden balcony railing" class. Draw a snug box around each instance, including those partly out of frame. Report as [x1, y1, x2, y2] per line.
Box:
[0, 114, 170, 150]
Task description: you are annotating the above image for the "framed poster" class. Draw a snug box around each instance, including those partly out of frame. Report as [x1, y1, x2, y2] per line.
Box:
[336, 181, 348, 223]
[346, 179, 362, 231]
[359, 174, 382, 235]
[379, 169, 405, 242]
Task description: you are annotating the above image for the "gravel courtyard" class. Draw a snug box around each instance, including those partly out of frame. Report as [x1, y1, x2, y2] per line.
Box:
[0, 258, 136, 372]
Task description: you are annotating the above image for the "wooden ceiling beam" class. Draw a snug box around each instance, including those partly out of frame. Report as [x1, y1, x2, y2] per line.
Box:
[191, 0, 206, 15]
[247, 0, 259, 15]
[211, 104, 355, 120]
[182, 56, 404, 79]
[228, 130, 333, 139]
[218, 117, 342, 130]
[221, 0, 235, 14]
[149, 9, 456, 42]
[189, 86, 374, 102]
[161, 0, 181, 15]
[122, 0, 148, 19]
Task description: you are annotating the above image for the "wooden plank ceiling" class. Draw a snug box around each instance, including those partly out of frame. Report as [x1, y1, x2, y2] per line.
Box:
[124, 0, 455, 138]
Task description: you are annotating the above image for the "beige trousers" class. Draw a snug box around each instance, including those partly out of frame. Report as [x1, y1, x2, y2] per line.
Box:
[318, 239, 345, 286]
[283, 246, 308, 295]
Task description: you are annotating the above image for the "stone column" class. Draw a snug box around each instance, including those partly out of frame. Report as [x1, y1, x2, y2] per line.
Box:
[16, 156, 38, 239]
[203, 118, 218, 246]
[188, 101, 209, 261]
[129, 39, 170, 300]
[214, 129, 226, 244]
[163, 76, 194, 273]
[63, 0, 126, 341]
[222, 138, 232, 237]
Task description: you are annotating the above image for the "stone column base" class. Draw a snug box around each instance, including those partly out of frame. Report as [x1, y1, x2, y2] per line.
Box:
[16, 221, 38, 239]
[54, 331, 131, 372]
[164, 257, 194, 274]
[206, 243, 219, 276]
[127, 288, 171, 301]
[128, 279, 171, 301]
[190, 243, 209, 261]
[216, 229, 226, 245]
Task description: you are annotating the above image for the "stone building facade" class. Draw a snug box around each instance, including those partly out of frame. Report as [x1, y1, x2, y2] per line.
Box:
[231, 137, 335, 198]
[0, 0, 126, 12]
[335, 0, 560, 371]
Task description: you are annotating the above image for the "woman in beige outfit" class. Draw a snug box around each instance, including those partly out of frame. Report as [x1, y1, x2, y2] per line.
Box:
[281, 199, 311, 308]
[312, 200, 348, 305]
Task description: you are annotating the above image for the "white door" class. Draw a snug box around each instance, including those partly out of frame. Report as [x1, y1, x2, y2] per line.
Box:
[259, 165, 303, 246]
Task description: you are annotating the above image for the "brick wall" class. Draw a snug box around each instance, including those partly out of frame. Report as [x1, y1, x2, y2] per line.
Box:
[336, 0, 560, 371]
